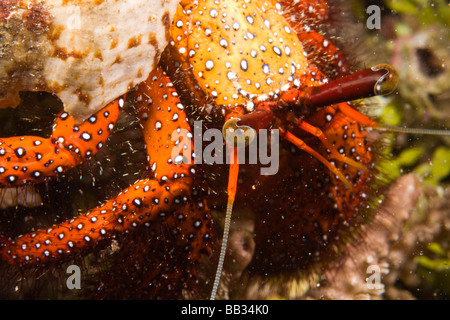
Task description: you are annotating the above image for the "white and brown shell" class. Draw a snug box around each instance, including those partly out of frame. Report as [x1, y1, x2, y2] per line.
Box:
[0, 0, 178, 122]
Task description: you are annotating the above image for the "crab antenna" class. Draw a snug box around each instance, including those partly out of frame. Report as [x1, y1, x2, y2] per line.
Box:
[375, 123, 450, 136]
[210, 145, 239, 300]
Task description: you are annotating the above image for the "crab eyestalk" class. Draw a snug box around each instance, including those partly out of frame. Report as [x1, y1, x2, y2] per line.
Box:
[304, 64, 399, 109]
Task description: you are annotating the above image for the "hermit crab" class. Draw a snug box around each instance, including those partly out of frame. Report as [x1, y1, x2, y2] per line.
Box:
[0, 0, 407, 299]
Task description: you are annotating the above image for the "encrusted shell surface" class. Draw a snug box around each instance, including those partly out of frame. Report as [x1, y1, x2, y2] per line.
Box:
[0, 0, 178, 122]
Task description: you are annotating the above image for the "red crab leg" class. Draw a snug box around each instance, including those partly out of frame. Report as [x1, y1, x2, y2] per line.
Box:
[0, 67, 204, 265]
[287, 114, 367, 171]
[282, 130, 353, 189]
[0, 98, 122, 187]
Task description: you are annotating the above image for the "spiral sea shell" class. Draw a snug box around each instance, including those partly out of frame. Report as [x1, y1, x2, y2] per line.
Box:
[0, 0, 178, 122]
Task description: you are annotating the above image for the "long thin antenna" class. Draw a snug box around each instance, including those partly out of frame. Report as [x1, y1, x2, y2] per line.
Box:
[376, 123, 450, 136]
[210, 146, 239, 300]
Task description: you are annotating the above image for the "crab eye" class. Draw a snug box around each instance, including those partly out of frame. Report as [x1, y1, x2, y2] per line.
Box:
[371, 64, 399, 96]
[222, 118, 257, 148]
